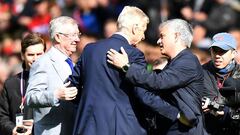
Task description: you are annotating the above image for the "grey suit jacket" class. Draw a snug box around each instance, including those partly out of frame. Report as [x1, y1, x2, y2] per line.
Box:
[26, 47, 76, 135]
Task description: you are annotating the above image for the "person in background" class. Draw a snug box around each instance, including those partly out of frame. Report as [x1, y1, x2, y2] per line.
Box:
[0, 33, 46, 135]
[229, 28, 240, 64]
[191, 38, 212, 65]
[0, 59, 10, 91]
[103, 18, 118, 38]
[202, 32, 240, 135]
[26, 16, 79, 135]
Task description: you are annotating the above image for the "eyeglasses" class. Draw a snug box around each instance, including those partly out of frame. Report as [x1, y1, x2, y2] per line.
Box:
[58, 32, 81, 39]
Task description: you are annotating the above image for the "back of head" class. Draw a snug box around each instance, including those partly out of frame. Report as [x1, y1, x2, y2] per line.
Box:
[117, 6, 149, 31]
[21, 33, 46, 54]
[160, 19, 193, 48]
[49, 16, 77, 42]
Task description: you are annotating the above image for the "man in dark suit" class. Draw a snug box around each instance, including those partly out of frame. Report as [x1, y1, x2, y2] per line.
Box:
[107, 19, 207, 135]
[0, 33, 46, 135]
[68, 6, 182, 135]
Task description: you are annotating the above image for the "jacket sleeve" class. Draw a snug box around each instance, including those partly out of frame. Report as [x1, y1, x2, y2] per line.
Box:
[125, 56, 198, 93]
[0, 84, 15, 135]
[128, 49, 179, 121]
[26, 59, 58, 107]
[134, 87, 179, 121]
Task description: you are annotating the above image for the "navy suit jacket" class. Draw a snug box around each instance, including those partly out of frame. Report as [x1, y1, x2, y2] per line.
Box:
[126, 49, 207, 135]
[68, 34, 179, 135]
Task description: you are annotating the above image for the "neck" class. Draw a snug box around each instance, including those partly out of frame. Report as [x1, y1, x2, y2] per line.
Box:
[170, 46, 186, 59]
[25, 67, 30, 71]
[23, 62, 30, 71]
[116, 31, 131, 44]
[214, 60, 235, 75]
[54, 44, 71, 57]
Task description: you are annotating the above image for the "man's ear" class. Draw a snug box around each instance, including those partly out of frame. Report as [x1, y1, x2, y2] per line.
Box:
[132, 24, 138, 35]
[174, 32, 180, 43]
[54, 34, 61, 43]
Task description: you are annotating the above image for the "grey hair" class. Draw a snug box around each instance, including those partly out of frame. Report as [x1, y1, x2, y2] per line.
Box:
[49, 16, 78, 41]
[117, 6, 149, 31]
[160, 19, 193, 48]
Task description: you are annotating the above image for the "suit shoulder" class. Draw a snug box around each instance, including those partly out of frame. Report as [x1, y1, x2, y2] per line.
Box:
[202, 61, 212, 71]
[84, 42, 97, 50]
[4, 74, 19, 85]
[34, 52, 51, 65]
[182, 50, 200, 64]
[30, 54, 51, 73]
[2, 74, 19, 92]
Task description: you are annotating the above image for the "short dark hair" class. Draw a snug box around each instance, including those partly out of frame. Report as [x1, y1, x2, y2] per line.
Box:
[21, 33, 46, 54]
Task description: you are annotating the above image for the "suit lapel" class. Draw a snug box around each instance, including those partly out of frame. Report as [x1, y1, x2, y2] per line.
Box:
[48, 47, 68, 82]
[52, 60, 67, 82]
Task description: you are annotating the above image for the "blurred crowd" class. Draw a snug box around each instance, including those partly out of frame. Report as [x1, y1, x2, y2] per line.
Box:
[1, 0, 240, 91]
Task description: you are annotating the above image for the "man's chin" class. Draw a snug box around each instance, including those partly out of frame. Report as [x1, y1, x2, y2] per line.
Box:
[214, 65, 224, 69]
[70, 48, 77, 53]
[161, 52, 166, 55]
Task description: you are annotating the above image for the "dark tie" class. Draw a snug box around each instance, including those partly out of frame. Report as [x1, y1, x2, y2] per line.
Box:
[65, 58, 74, 72]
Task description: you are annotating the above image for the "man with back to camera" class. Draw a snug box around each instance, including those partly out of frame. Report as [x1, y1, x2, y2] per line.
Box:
[202, 32, 240, 135]
[107, 18, 207, 135]
[26, 16, 79, 135]
[66, 6, 189, 135]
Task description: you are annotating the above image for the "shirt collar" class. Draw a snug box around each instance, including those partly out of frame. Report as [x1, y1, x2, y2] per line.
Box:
[51, 46, 69, 61]
[115, 32, 130, 44]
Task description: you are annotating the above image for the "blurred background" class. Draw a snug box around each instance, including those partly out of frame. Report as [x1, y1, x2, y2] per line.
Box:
[0, 0, 240, 90]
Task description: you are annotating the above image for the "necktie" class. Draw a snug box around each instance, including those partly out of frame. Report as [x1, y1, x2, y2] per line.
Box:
[65, 58, 74, 72]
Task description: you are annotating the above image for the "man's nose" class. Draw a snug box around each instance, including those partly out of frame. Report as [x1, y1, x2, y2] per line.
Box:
[157, 38, 161, 45]
[33, 55, 38, 61]
[142, 35, 145, 40]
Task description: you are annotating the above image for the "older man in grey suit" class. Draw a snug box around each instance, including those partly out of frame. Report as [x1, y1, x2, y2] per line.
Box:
[26, 16, 80, 135]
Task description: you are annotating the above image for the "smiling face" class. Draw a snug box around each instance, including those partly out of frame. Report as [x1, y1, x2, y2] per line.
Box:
[210, 46, 235, 69]
[55, 23, 80, 56]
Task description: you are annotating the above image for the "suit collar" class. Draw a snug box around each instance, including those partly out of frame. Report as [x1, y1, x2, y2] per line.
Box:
[47, 47, 70, 81]
[48, 46, 68, 62]
[111, 33, 130, 45]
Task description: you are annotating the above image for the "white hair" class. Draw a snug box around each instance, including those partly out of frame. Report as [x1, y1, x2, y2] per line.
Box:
[49, 16, 77, 41]
[117, 6, 149, 31]
[160, 19, 193, 48]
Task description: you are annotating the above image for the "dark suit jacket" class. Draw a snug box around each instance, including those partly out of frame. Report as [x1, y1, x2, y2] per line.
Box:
[125, 49, 207, 135]
[0, 71, 33, 135]
[68, 34, 179, 135]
